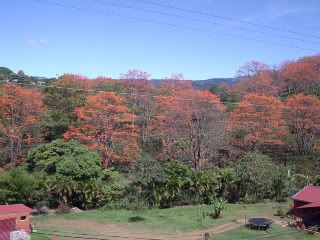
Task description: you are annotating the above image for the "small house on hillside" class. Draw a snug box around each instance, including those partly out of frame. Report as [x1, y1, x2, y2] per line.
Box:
[0, 204, 32, 240]
[293, 185, 320, 227]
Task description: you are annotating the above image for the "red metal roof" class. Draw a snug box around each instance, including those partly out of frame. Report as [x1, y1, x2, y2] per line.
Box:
[297, 202, 320, 209]
[292, 185, 320, 203]
[0, 204, 32, 214]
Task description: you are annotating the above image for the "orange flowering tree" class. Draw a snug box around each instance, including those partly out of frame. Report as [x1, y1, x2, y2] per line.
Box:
[280, 55, 320, 94]
[234, 70, 280, 96]
[64, 92, 139, 166]
[0, 84, 46, 164]
[234, 61, 281, 96]
[229, 93, 287, 149]
[120, 70, 155, 145]
[285, 94, 320, 155]
[153, 89, 227, 169]
[160, 73, 193, 95]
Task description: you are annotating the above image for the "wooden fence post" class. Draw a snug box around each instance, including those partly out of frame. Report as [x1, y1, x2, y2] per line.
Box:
[204, 232, 210, 240]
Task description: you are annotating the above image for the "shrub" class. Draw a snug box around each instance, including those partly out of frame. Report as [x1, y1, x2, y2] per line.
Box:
[235, 152, 291, 201]
[132, 158, 224, 208]
[274, 207, 285, 218]
[314, 175, 320, 186]
[210, 198, 227, 219]
[128, 216, 146, 222]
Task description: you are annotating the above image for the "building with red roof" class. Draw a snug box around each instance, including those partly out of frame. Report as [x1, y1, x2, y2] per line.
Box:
[0, 204, 32, 240]
[292, 185, 320, 227]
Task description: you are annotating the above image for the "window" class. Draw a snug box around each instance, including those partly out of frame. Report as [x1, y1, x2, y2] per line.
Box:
[20, 216, 27, 221]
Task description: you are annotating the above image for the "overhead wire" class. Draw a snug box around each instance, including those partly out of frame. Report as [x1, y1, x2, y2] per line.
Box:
[29, 0, 319, 52]
[128, 0, 320, 40]
[87, 0, 320, 45]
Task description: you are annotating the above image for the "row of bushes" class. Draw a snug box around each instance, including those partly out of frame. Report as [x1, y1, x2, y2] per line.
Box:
[0, 140, 319, 210]
[128, 152, 315, 208]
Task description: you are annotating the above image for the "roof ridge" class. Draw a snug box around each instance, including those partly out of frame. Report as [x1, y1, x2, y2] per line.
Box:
[0, 204, 32, 213]
[292, 185, 320, 203]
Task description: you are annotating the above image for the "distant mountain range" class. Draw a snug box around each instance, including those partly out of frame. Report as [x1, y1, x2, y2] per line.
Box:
[152, 78, 237, 90]
[1, 66, 237, 90]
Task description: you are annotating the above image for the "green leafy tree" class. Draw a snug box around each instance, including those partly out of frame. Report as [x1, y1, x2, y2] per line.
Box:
[27, 140, 124, 208]
[28, 139, 101, 177]
[288, 173, 311, 195]
[0, 67, 16, 81]
[217, 167, 237, 202]
[235, 152, 283, 202]
[43, 74, 91, 140]
[209, 84, 219, 94]
[190, 169, 221, 204]
[133, 160, 194, 207]
[311, 84, 320, 98]
[132, 154, 167, 206]
[0, 167, 39, 204]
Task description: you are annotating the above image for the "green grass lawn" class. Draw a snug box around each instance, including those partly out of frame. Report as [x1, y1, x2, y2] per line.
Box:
[31, 233, 50, 240]
[33, 202, 290, 232]
[214, 224, 318, 240]
[32, 203, 319, 240]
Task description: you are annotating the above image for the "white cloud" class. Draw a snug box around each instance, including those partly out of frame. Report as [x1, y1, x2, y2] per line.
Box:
[26, 39, 49, 46]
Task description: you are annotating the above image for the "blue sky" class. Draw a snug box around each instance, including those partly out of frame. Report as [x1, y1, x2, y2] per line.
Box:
[1, 0, 319, 79]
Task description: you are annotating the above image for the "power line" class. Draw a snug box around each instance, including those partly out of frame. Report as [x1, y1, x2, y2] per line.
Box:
[29, 0, 319, 52]
[129, 0, 320, 40]
[88, 0, 320, 45]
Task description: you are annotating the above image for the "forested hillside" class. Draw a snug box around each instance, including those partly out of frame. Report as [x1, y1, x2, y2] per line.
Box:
[0, 54, 319, 210]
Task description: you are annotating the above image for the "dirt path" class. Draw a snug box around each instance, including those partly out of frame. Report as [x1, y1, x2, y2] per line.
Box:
[35, 219, 245, 240]
[35, 217, 292, 240]
[166, 220, 244, 240]
[272, 219, 289, 227]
